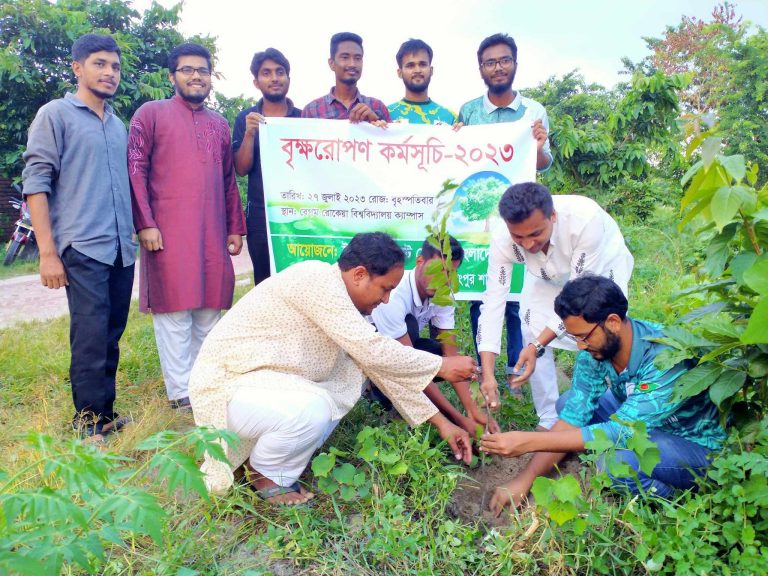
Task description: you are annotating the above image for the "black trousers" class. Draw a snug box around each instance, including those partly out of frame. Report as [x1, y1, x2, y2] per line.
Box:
[246, 205, 271, 286]
[62, 246, 134, 427]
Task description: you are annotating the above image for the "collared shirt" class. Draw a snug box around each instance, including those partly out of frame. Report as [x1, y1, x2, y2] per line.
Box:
[302, 87, 392, 121]
[559, 318, 726, 451]
[458, 91, 553, 170]
[232, 98, 302, 229]
[22, 92, 136, 266]
[189, 260, 441, 493]
[388, 98, 456, 125]
[477, 195, 634, 354]
[370, 269, 455, 338]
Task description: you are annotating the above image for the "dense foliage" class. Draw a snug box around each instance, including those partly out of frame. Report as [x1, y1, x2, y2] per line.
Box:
[0, 0, 214, 178]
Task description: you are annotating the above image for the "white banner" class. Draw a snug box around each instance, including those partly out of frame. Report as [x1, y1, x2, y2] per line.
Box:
[260, 118, 536, 296]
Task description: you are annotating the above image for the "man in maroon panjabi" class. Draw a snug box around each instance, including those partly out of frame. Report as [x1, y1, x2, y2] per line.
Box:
[128, 43, 246, 411]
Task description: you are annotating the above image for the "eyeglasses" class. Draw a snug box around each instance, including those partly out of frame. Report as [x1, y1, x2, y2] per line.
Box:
[569, 322, 603, 343]
[480, 56, 515, 71]
[175, 66, 212, 77]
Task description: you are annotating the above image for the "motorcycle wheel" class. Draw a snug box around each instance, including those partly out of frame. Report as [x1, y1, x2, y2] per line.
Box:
[20, 236, 39, 261]
[3, 240, 22, 266]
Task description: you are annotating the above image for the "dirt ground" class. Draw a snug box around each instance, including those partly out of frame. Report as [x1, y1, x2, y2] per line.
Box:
[449, 452, 583, 527]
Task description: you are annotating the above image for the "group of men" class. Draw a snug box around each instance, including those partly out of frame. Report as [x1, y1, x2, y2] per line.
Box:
[22, 30, 725, 512]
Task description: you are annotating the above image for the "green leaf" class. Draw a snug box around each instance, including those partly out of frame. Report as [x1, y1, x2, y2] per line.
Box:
[711, 186, 743, 231]
[379, 452, 400, 465]
[701, 136, 721, 167]
[625, 423, 660, 476]
[548, 500, 579, 525]
[709, 369, 746, 407]
[357, 439, 378, 462]
[743, 259, 768, 295]
[584, 429, 615, 454]
[148, 450, 208, 499]
[332, 463, 357, 484]
[551, 475, 581, 503]
[742, 298, 768, 344]
[311, 453, 335, 477]
[96, 488, 166, 544]
[719, 154, 746, 182]
[387, 462, 408, 476]
[530, 476, 554, 506]
[730, 252, 759, 287]
[339, 485, 358, 500]
[672, 363, 722, 402]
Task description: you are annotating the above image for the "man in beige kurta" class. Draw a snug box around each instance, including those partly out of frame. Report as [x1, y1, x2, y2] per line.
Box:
[189, 234, 476, 501]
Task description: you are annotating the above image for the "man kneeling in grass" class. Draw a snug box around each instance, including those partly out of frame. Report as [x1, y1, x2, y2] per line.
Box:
[480, 275, 726, 515]
[370, 234, 499, 436]
[189, 232, 478, 505]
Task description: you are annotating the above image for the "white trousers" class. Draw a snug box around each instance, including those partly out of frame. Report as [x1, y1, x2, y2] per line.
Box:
[521, 322, 560, 429]
[153, 308, 220, 401]
[227, 386, 340, 487]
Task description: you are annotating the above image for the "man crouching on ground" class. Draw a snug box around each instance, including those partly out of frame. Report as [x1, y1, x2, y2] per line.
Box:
[480, 274, 725, 515]
[189, 232, 478, 505]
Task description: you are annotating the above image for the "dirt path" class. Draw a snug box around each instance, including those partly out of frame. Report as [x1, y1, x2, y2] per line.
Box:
[0, 245, 254, 329]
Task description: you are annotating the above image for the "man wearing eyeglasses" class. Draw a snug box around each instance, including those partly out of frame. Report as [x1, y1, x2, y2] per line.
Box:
[128, 43, 246, 413]
[478, 182, 633, 430]
[480, 275, 725, 515]
[457, 34, 553, 405]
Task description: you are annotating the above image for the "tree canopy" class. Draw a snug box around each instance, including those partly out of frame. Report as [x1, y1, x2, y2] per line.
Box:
[0, 0, 216, 178]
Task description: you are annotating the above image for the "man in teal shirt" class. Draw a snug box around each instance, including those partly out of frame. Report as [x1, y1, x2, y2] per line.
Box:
[481, 275, 726, 515]
[388, 39, 455, 125]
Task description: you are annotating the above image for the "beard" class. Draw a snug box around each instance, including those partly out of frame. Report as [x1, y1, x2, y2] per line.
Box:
[179, 91, 207, 104]
[263, 91, 287, 103]
[340, 75, 358, 86]
[484, 70, 516, 95]
[403, 77, 430, 94]
[590, 329, 622, 361]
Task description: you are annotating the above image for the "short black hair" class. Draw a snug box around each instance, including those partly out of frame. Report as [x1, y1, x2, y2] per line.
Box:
[330, 32, 363, 59]
[168, 43, 212, 73]
[250, 47, 290, 77]
[554, 275, 628, 323]
[420, 234, 464, 264]
[396, 38, 433, 67]
[498, 182, 554, 224]
[477, 33, 517, 65]
[72, 34, 121, 62]
[338, 233, 405, 276]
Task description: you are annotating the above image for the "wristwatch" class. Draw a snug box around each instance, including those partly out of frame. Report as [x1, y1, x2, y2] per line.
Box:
[528, 339, 546, 358]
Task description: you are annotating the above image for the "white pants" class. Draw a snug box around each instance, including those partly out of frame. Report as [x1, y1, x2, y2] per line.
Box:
[521, 322, 560, 429]
[227, 386, 340, 487]
[153, 308, 220, 401]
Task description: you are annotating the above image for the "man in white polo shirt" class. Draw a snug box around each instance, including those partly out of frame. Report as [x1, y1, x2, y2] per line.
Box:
[372, 235, 498, 436]
[478, 182, 634, 429]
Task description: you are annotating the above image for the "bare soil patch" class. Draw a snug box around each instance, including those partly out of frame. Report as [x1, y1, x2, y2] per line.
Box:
[448, 453, 583, 527]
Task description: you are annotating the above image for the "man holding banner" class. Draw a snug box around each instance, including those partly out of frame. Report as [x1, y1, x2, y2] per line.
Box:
[233, 48, 302, 285]
[302, 32, 390, 125]
[478, 183, 634, 430]
[189, 233, 478, 505]
[457, 33, 554, 396]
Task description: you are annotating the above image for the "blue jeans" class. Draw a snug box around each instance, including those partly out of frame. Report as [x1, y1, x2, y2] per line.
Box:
[469, 300, 522, 373]
[556, 391, 713, 498]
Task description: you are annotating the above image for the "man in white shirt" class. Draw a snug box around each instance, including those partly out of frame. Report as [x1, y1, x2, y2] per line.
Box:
[371, 236, 498, 436]
[478, 182, 634, 429]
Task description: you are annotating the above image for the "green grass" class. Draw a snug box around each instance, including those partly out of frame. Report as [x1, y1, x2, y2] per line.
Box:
[0, 206, 714, 575]
[0, 243, 38, 279]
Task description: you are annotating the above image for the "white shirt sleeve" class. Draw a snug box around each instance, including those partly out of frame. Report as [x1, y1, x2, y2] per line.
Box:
[477, 230, 519, 354]
[370, 286, 411, 339]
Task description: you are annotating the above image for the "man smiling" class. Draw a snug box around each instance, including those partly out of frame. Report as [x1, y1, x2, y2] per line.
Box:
[478, 182, 633, 430]
[128, 43, 246, 413]
[302, 32, 390, 125]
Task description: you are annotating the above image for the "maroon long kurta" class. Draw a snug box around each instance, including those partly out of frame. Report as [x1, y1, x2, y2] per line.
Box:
[128, 95, 246, 313]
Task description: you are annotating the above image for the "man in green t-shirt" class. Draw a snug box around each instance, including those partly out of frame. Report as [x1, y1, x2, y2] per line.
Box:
[388, 39, 455, 125]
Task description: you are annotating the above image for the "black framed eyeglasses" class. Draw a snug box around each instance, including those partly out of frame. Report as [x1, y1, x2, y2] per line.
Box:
[569, 321, 603, 343]
[480, 56, 515, 71]
[175, 66, 212, 77]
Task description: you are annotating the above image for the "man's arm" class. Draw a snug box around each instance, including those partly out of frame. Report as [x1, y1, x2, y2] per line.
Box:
[26, 193, 67, 288]
[220, 119, 247, 252]
[481, 419, 584, 514]
[127, 109, 162, 251]
[233, 111, 262, 176]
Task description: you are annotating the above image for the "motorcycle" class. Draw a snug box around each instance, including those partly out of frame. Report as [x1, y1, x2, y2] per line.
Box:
[3, 183, 38, 266]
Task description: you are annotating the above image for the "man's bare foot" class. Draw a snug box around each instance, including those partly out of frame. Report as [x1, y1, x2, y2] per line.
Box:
[245, 464, 314, 505]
